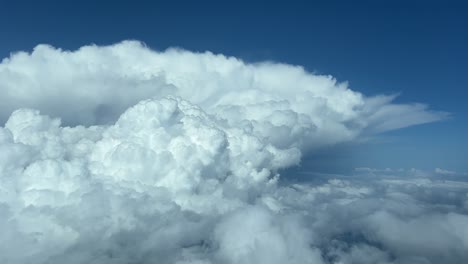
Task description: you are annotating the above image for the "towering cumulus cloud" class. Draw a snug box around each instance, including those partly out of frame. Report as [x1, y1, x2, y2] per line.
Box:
[0, 41, 465, 264]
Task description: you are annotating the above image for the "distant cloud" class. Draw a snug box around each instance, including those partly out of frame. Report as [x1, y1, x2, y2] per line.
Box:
[355, 167, 466, 178]
[354, 167, 393, 173]
[0, 41, 461, 264]
[435, 167, 457, 175]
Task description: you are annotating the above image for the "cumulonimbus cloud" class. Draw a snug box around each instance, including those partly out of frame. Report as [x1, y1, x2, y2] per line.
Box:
[0, 41, 463, 264]
[0, 41, 447, 149]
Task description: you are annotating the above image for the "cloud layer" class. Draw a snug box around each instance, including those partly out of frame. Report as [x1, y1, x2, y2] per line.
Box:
[0, 41, 463, 264]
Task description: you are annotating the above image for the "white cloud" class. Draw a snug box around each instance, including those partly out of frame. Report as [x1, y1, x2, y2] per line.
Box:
[0, 41, 447, 151]
[0, 42, 463, 264]
[435, 167, 457, 175]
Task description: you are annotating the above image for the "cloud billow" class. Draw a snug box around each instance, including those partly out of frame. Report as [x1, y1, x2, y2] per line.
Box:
[0, 41, 447, 148]
[0, 41, 463, 264]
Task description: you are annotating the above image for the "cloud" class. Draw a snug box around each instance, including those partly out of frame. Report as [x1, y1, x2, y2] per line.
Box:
[355, 167, 467, 180]
[0, 41, 447, 151]
[0, 42, 463, 263]
[435, 168, 457, 175]
[277, 174, 468, 264]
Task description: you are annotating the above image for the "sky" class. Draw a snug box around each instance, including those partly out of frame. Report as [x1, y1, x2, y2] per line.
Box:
[1, 0, 467, 173]
[1, 1, 468, 264]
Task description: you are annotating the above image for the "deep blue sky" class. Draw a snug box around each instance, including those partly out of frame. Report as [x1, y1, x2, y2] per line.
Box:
[1, 0, 467, 173]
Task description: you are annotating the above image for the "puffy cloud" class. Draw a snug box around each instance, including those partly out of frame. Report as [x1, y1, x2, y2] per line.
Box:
[0, 42, 463, 263]
[0, 97, 317, 264]
[0, 41, 447, 151]
[214, 206, 323, 264]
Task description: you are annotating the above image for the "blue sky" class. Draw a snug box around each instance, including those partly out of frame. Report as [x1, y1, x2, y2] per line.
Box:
[1, 0, 467, 173]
